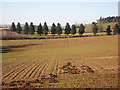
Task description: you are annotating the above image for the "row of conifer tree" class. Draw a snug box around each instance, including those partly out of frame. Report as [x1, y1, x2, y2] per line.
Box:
[10, 22, 85, 36]
[10, 22, 120, 36]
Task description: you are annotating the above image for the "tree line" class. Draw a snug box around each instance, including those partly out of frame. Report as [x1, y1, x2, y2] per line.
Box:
[98, 16, 120, 23]
[92, 22, 120, 35]
[10, 22, 85, 36]
[10, 22, 120, 36]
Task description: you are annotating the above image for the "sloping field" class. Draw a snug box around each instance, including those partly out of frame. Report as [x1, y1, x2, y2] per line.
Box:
[85, 22, 117, 32]
[1, 30, 28, 39]
[2, 35, 118, 88]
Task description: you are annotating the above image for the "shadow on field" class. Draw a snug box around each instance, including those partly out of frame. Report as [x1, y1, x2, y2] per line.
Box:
[2, 44, 41, 53]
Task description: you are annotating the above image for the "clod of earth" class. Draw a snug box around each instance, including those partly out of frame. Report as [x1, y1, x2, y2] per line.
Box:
[60, 62, 94, 74]
[61, 62, 80, 74]
[81, 65, 94, 73]
[2, 73, 58, 88]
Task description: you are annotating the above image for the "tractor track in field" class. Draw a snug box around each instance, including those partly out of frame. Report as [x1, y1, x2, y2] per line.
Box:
[2, 58, 34, 75]
[50, 60, 56, 75]
[2, 64, 25, 79]
[45, 60, 55, 77]
[60, 60, 65, 74]
[30, 60, 45, 78]
[20, 62, 39, 79]
[25, 61, 45, 79]
[38, 60, 50, 77]
[80, 59, 102, 73]
[34, 60, 48, 78]
[17, 61, 39, 79]
[49, 60, 56, 75]
[2, 57, 37, 77]
[2, 57, 38, 81]
[3, 62, 35, 82]
[11, 61, 37, 80]
[74, 60, 84, 70]
[40, 61, 50, 77]
[57, 60, 61, 75]
[53, 60, 58, 74]
[39, 60, 50, 77]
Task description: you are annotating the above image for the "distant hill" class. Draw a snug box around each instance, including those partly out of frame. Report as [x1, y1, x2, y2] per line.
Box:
[85, 22, 117, 33]
[97, 16, 120, 23]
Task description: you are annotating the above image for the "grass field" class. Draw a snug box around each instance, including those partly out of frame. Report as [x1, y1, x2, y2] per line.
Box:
[2, 35, 118, 88]
[85, 22, 117, 32]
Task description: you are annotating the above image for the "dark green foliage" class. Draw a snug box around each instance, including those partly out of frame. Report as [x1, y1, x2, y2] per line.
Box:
[98, 16, 120, 23]
[78, 23, 85, 36]
[10, 22, 16, 32]
[113, 24, 119, 35]
[37, 23, 43, 36]
[51, 23, 56, 35]
[24, 22, 29, 35]
[92, 22, 98, 35]
[92, 22, 96, 24]
[29, 22, 35, 35]
[65, 23, 70, 35]
[106, 25, 111, 35]
[70, 25, 76, 35]
[118, 24, 120, 34]
[16, 22, 22, 34]
[56, 23, 62, 35]
[43, 22, 48, 36]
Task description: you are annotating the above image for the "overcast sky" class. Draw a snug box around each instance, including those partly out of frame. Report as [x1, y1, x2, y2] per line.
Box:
[1, 0, 119, 26]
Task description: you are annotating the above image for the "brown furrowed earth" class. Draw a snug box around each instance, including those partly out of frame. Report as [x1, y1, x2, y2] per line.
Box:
[2, 35, 118, 88]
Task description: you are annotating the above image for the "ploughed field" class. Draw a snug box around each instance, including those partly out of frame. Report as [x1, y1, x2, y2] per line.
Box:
[2, 35, 118, 88]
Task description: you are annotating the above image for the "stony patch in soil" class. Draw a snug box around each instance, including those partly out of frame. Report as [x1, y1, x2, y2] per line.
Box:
[2, 73, 58, 88]
[60, 62, 94, 74]
[61, 62, 80, 74]
[80, 65, 94, 73]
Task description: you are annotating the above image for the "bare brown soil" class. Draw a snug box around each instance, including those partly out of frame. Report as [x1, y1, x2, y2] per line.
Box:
[2, 73, 58, 88]
[2, 62, 96, 88]
[85, 56, 118, 59]
[2, 35, 118, 88]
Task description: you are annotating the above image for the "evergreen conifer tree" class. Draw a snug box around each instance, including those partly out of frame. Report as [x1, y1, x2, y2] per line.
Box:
[51, 23, 56, 35]
[106, 25, 111, 35]
[92, 22, 98, 35]
[43, 22, 48, 36]
[113, 24, 119, 35]
[29, 22, 35, 35]
[118, 24, 120, 34]
[70, 25, 76, 36]
[16, 22, 22, 34]
[37, 23, 43, 36]
[78, 23, 85, 36]
[10, 22, 16, 32]
[24, 22, 29, 35]
[65, 23, 70, 35]
[56, 23, 62, 35]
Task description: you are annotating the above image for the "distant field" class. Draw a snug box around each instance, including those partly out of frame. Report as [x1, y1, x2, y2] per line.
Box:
[85, 22, 117, 32]
[2, 35, 118, 88]
[0, 28, 10, 30]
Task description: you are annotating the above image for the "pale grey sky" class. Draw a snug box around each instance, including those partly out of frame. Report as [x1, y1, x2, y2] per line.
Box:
[1, 0, 119, 26]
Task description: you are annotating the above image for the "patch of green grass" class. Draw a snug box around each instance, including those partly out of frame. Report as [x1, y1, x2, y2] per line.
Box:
[85, 22, 117, 32]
